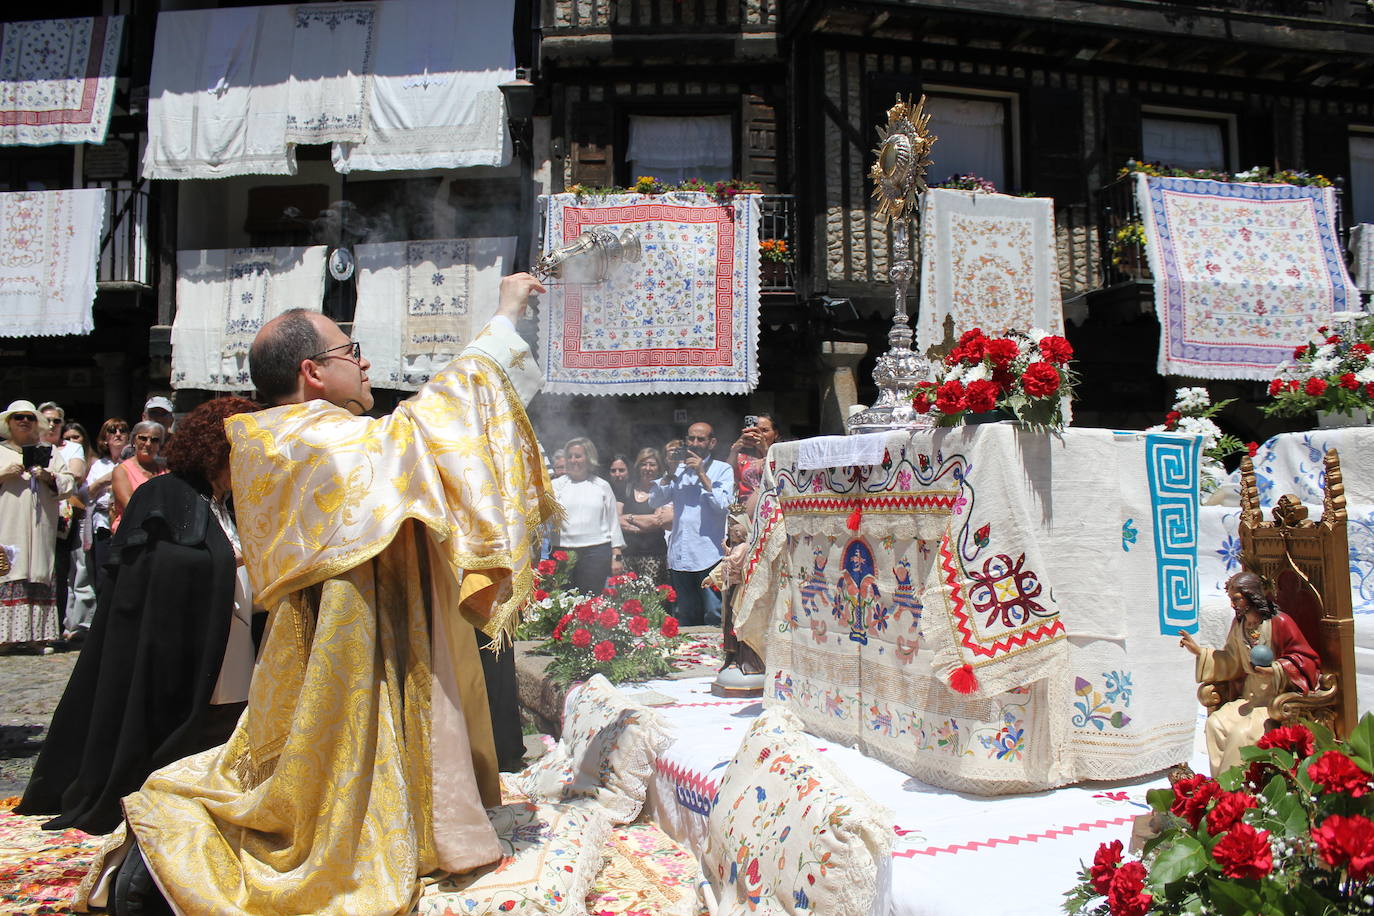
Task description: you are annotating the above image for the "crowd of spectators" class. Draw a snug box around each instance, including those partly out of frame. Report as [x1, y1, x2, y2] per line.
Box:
[544, 412, 782, 625]
[0, 396, 176, 653]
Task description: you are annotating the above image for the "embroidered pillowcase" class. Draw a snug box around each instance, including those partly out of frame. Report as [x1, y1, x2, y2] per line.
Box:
[509, 674, 675, 824]
[704, 706, 894, 915]
[583, 822, 705, 916]
[419, 802, 610, 916]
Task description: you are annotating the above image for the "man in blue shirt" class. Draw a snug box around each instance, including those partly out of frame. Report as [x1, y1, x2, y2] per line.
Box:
[650, 421, 734, 626]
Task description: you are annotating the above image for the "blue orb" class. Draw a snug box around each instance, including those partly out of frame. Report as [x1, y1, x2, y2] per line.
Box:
[1250, 644, 1275, 668]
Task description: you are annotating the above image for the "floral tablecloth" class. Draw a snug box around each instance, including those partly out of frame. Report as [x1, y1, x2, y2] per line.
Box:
[736, 424, 1202, 794]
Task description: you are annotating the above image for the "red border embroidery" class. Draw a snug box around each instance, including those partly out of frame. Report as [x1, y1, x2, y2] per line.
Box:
[0, 18, 109, 127]
[939, 537, 1065, 660]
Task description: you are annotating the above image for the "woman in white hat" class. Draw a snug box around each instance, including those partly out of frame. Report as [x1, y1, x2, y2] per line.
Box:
[0, 400, 77, 652]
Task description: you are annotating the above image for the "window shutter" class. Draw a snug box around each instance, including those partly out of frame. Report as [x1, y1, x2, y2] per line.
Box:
[740, 94, 777, 190]
[569, 101, 614, 187]
[1026, 87, 1085, 203]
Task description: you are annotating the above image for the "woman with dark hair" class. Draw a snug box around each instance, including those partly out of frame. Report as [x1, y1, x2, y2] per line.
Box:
[83, 418, 130, 595]
[1180, 570, 1322, 774]
[18, 397, 260, 834]
[728, 412, 781, 516]
[618, 447, 670, 586]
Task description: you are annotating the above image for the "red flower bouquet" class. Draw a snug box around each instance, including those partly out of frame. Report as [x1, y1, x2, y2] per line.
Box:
[1067, 715, 1374, 915]
[1264, 312, 1374, 422]
[913, 327, 1079, 431]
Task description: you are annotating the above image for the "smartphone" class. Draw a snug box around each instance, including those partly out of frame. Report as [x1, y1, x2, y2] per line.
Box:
[744, 414, 759, 429]
[22, 444, 52, 468]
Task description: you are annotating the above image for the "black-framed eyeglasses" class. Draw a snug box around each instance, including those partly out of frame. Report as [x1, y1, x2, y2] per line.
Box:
[135, 435, 162, 444]
[308, 341, 362, 363]
[8, 414, 36, 422]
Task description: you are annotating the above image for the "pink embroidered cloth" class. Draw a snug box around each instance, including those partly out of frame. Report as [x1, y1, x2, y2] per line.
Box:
[537, 192, 761, 395]
[0, 16, 124, 147]
[1137, 174, 1360, 380]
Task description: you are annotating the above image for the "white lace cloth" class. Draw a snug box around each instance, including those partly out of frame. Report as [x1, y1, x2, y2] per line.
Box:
[0, 188, 106, 337]
[285, 4, 376, 145]
[1352, 223, 1374, 293]
[171, 246, 326, 390]
[0, 16, 124, 147]
[332, 0, 513, 173]
[917, 189, 1064, 350]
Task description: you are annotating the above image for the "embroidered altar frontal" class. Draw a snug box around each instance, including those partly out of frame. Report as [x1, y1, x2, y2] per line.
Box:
[737, 425, 1202, 794]
[538, 192, 761, 395]
[1137, 175, 1359, 381]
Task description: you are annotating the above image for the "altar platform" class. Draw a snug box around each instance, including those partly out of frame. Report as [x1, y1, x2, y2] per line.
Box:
[630, 675, 1210, 916]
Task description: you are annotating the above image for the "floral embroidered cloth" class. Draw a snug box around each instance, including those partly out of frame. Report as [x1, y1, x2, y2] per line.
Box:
[583, 823, 705, 916]
[285, 4, 376, 145]
[736, 425, 1202, 793]
[332, 0, 513, 173]
[916, 189, 1064, 352]
[1137, 175, 1360, 380]
[0, 16, 124, 147]
[352, 237, 516, 390]
[171, 246, 326, 390]
[0, 189, 106, 337]
[0, 798, 100, 914]
[537, 192, 761, 395]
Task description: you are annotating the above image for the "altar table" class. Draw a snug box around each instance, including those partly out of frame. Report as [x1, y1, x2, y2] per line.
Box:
[736, 424, 1203, 794]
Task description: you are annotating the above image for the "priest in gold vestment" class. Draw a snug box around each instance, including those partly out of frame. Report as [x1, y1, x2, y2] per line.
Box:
[101, 275, 555, 915]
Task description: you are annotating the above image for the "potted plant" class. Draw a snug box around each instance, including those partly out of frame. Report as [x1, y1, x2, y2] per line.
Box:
[1264, 311, 1374, 428]
[759, 238, 790, 287]
[1110, 221, 1149, 280]
[1147, 387, 1254, 497]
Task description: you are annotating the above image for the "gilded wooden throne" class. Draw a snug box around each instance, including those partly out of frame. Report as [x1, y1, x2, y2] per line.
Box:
[1199, 449, 1358, 737]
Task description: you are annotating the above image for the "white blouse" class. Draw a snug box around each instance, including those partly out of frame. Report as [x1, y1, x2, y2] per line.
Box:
[553, 476, 625, 550]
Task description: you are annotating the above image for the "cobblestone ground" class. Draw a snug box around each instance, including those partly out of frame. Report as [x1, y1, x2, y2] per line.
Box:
[0, 651, 78, 795]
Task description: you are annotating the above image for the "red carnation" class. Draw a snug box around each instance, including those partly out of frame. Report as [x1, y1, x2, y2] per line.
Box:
[592, 640, 617, 662]
[533, 589, 549, 602]
[1169, 773, 1221, 829]
[912, 381, 938, 414]
[1105, 861, 1151, 916]
[1308, 750, 1373, 798]
[622, 571, 639, 580]
[1021, 361, 1061, 398]
[552, 550, 568, 562]
[1342, 372, 1360, 391]
[661, 617, 680, 637]
[1294, 344, 1310, 359]
[1306, 377, 1329, 397]
[597, 607, 620, 629]
[1327, 334, 1343, 345]
[1368, 382, 1374, 399]
[1205, 790, 1258, 835]
[575, 601, 597, 624]
[1355, 342, 1373, 356]
[570, 628, 592, 648]
[1246, 441, 1259, 457]
[628, 615, 650, 636]
[1268, 378, 1285, 396]
[1287, 379, 1301, 392]
[1089, 840, 1123, 895]
[537, 559, 556, 576]
[1313, 814, 1374, 881]
[991, 367, 1017, 394]
[1211, 822, 1273, 880]
[621, 598, 644, 616]
[935, 380, 967, 415]
[1256, 723, 1314, 760]
[552, 613, 573, 641]
[964, 379, 999, 414]
[986, 337, 1019, 368]
[602, 587, 618, 598]
[1164, 410, 1182, 430]
[1038, 335, 1074, 364]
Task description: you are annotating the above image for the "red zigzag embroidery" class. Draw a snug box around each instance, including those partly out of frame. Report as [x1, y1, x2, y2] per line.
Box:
[939, 538, 1065, 658]
[892, 815, 1136, 858]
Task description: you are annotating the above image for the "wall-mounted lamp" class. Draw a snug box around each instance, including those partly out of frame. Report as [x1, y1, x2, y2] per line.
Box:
[499, 69, 536, 153]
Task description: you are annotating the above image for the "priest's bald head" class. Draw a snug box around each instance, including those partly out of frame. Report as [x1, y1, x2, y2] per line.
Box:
[250, 310, 374, 415]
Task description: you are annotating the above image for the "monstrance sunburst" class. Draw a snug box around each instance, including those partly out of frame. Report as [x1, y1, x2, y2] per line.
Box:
[868, 94, 936, 224]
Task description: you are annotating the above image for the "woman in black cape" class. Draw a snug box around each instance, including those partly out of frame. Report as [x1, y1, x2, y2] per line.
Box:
[17, 397, 259, 834]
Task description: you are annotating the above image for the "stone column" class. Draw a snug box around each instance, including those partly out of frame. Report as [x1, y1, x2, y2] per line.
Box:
[818, 340, 867, 435]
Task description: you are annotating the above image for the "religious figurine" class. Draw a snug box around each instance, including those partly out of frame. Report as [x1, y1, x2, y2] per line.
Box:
[1179, 570, 1321, 775]
[709, 507, 765, 697]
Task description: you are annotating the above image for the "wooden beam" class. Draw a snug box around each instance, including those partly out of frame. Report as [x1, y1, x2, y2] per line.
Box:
[865, 11, 890, 34]
[1212, 50, 1249, 73]
[1003, 27, 1035, 51]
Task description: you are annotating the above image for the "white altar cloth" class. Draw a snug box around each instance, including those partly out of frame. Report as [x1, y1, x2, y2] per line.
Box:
[626, 676, 1209, 916]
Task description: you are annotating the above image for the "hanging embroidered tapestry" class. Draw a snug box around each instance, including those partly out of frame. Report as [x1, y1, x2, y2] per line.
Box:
[916, 189, 1064, 351]
[0, 16, 124, 147]
[737, 425, 1200, 794]
[1137, 174, 1360, 380]
[538, 191, 761, 395]
[352, 237, 515, 390]
[0, 189, 106, 337]
[171, 246, 326, 390]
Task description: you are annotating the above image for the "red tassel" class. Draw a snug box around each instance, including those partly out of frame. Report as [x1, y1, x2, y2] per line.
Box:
[846, 504, 862, 531]
[949, 663, 978, 694]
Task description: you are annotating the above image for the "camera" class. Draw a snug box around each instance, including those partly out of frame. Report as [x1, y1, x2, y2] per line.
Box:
[668, 446, 688, 463]
[744, 414, 759, 430]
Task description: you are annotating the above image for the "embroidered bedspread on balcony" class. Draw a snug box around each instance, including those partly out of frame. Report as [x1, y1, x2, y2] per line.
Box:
[0, 16, 124, 147]
[1137, 174, 1360, 381]
[537, 191, 761, 396]
[0, 189, 106, 337]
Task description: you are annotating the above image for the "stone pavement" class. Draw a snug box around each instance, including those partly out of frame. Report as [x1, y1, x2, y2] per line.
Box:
[0, 650, 78, 795]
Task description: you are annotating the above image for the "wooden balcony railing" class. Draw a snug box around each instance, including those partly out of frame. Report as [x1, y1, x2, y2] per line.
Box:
[96, 187, 151, 289]
[543, 0, 779, 34]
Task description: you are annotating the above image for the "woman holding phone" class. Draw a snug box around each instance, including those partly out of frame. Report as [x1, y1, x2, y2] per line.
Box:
[0, 400, 77, 652]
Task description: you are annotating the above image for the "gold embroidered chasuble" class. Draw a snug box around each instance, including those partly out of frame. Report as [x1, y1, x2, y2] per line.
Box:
[118, 322, 555, 916]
